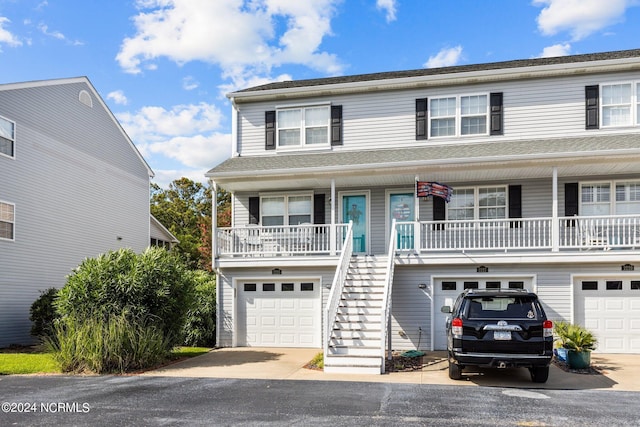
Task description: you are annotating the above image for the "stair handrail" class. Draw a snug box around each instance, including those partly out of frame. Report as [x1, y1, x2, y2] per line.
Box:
[380, 219, 397, 373]
[324, 221, 353, 361]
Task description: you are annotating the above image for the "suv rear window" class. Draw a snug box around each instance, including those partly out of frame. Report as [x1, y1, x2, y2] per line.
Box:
[466, 296, 538, 319]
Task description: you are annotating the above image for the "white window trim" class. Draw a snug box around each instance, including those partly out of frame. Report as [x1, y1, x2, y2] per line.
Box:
[428, 92, 490, 139]
[446, 185, 508, 223]
[275, 104, 331, 151]
[600, 81, 640, 129]
[580, 179, 640, 215]
[0, 114, 16, 160]
[0, 200, 15, 242]
[258, 192, 314, 226]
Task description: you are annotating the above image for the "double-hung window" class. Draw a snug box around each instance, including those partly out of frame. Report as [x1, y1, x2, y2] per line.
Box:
[601, 82, 640, 127]
[0, 115, 15, 158]
[430, 94, 488, 138]
[277, 105, 329, 148]
[0, 201, 15, 240]
[261, 194, 312, 226]
[448, 186, 507, 225]
[581, 181, 640, 216]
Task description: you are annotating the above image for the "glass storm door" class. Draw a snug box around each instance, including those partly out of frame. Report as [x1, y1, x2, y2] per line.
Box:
[342, 194, 367, 253]
[389, 193, 415, 250]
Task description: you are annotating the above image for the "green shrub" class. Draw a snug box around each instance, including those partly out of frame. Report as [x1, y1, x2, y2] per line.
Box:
[55, 247, 195, 348]
[29, 287, 60, 341]
[181, 270, 216, 347]
[46, 313, 169, 374]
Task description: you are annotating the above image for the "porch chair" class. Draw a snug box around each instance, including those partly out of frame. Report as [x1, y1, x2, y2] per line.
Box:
[579, 220, 609, 250]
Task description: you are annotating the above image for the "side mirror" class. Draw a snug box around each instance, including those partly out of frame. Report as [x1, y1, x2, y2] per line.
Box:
[440, 305, 452, 314]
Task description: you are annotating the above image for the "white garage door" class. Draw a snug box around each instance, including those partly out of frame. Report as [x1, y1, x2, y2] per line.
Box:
[433, 277, 534, 350]
[575, 277, 640, 353]
[237, 280, 321, 348]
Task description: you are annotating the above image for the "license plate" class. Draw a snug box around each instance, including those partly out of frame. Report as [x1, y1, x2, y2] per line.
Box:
[494, 331, 512, 340]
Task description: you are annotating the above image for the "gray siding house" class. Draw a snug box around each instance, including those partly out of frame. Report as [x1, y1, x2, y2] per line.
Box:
[206, 49, 640, 374]
[0, 77, 154, 347]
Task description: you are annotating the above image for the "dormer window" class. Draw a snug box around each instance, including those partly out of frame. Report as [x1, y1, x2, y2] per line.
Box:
[277, 105, 330, 148]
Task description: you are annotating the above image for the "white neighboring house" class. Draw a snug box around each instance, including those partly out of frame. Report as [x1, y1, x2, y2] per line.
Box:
[150, 214, 179, 249]
[0, 77, 155, 347]
[207, 49, 640, 374]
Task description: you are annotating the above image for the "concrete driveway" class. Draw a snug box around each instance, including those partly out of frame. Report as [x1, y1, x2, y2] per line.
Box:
[143, 348, 640, 391]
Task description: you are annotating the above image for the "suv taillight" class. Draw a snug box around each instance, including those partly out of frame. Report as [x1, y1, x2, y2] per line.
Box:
[452, 317, 463, 336]
[543, 320, 553, 338]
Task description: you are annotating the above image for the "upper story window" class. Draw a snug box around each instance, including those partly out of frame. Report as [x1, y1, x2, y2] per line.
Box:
[430, 94, 488, 138]
[261, 194, 312, 226]
[448, 186, 507, 222]
[581, 180, 640, 215]
[277, 106, 329, 148]
[0, 115, 15, 158]
[0, 201, 15, 241]
[600, 82, 640, 128]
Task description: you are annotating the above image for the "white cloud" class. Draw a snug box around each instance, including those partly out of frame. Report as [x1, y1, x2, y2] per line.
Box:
[107, 90, 129, 105]
[0, 17, 22, 49]
[116, 102, 230, 184]
[116, 0, 343, 86]
[537, 43, 572, 57]
[533, 0, 637, 41]
[182, 76, 199, 91]
[376, 0, 397, 22]
[151, 168, 213, 187]
[424, 46, 463, 68]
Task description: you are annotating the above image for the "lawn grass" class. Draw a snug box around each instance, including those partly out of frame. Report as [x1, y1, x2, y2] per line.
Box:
[0, 346, 212, 375]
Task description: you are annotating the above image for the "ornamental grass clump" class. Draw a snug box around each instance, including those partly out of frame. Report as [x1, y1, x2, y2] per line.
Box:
[50, 247, 196, 374]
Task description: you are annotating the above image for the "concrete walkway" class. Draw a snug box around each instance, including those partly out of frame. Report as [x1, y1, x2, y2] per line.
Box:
[143, 348, 640, 391]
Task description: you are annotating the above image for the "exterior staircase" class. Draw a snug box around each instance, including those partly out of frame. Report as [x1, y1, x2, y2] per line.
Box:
[324, 256, 388, 374]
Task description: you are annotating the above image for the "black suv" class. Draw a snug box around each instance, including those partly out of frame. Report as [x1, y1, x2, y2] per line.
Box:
[441, 289, 553, 383]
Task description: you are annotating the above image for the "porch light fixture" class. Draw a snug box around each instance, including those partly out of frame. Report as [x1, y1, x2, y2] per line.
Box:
[477, 266, 489, 273]
[621, 264, 635, 271]
[272, 268, 282, 275]
[418, 283, 427, 289]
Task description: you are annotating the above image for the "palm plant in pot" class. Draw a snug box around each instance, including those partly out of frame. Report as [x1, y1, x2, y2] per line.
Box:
[561, 323, 597, 369]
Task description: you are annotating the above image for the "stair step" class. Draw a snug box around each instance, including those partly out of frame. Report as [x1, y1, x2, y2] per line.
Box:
[335, 313, 381, 323]
[328, 345, 380, 356]
[336, 307, 382, 316]
[339, 299, 383, 307]
[331, 330, 381, 339]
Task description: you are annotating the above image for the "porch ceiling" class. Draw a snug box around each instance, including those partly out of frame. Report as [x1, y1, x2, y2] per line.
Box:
[207, 134, 640, 192]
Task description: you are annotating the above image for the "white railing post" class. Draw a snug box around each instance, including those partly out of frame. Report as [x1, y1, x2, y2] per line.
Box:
[324, 221, 353, 362]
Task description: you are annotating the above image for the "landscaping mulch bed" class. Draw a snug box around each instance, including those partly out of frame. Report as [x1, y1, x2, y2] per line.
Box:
[552, 356, 604, 375]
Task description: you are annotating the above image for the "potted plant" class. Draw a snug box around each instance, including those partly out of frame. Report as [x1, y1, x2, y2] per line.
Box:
[561, 323, 597, 369]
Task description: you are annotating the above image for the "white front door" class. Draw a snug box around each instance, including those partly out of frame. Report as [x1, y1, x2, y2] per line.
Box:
[237, 280, 321, 347]
[574, 276, 640, 353]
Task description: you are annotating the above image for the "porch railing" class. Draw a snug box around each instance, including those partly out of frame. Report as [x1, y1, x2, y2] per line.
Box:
[216, 223, 349, 257]
[380, 219, 397, 374]
[400, 214, 640, 252]
[324, 221, 353, 361]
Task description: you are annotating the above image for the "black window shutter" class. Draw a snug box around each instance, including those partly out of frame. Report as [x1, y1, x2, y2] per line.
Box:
[249, 197, 260, 224]
[490, 92, 503, 135]
[265, 111, 276, 150]
[433, 196, 446, 230]
[565, 183, 579, 227]
[416, 98, 428, 140]
[508, 185, 522, 228]
[313, 194, 325, 224]
[585, 85, 599, 129]
[331, 105, 343, 146]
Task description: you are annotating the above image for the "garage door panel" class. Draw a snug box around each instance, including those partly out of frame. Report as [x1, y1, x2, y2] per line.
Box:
[238, 280, 320, 348]
[576, 277, 640, 354]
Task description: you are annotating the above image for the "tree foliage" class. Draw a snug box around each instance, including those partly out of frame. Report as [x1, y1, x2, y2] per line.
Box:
[150, 178, 230, 271]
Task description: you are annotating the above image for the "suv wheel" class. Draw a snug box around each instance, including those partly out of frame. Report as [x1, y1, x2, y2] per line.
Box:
[448, 361, 462, 380]
[529, 366, 549, 383]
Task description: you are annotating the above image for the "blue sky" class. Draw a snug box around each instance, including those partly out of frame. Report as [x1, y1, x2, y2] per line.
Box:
[1, 0, 640, 187]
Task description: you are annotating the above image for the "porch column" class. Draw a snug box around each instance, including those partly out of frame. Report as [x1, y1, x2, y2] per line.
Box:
[551, 167, 559, 252]
[414, 176, 421, 252]
[330, 179, 336, 255]
[210, 180, 218, 260]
